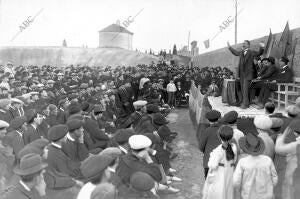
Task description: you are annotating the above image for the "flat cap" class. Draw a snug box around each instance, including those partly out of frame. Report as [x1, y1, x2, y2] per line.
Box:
[133, 100, 147, 109]
[48, 124, 68, 142]
[130, 171, 155, 192]
[0, 120, 9, 129]
[286, 105, 300, 116]
[113, 128, 135, 145]
[17, 138, 49, 159]
[206, 110, 221, 122]
[221, 110, 238, 124]
[66, 119, 83, 132]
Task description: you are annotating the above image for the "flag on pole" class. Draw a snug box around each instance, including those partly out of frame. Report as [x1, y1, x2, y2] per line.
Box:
[203, 39, 210, 49]
[263, 29, 274, 57]
[278, 21, 292, 57]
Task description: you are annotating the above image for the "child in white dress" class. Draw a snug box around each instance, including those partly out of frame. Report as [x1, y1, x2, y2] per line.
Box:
[202, 125, 237, 199]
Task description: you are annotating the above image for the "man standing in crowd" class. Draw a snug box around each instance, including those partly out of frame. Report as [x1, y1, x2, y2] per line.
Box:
[227, 40, 265, 109]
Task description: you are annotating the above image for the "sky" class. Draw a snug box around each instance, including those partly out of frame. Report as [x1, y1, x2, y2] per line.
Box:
[0, 0, 299, 54]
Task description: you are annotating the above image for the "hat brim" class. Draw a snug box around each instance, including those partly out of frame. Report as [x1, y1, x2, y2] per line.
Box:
[239, 136, 265, 156]
[13, 163, 47, 176]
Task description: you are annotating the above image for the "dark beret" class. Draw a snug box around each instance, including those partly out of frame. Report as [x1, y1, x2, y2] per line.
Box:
[17, 138, 49, 159]
[152, 113, 169, 126]
[68, 103, 81, 115]
[25, 109, 37, 122]
[221, 111, 238, 124]
[130, 171, 155, 191]
[9, 116, 26, 130]
[113, 128, 135, 145]
[206, 110, 221, 122]
[48, 124, 69, 142]
[67, 119, 83, 132]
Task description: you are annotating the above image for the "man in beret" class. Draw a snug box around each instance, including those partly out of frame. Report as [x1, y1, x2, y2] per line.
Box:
[198, 110, 222, 178]
[83, 106, 110, 151]
[62, 119, 89, 163]
[7, 116, 27, 157]
[23, 109, 45, 145]
[45, 124, 83, 190]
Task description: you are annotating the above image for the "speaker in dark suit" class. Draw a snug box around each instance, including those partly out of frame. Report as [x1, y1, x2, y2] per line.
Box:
[227, 40, 264, 108]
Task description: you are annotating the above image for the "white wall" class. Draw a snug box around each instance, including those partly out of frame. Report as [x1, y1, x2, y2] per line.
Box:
[99, 32, 133, 50]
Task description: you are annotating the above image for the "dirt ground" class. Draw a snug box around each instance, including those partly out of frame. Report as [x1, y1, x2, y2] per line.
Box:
[161, 108, 204, 199]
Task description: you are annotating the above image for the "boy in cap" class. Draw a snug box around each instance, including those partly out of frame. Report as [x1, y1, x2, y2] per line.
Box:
[221, 110, 244, 152]
[8, 98, 25, 118]
[23, 109, 45, 145]
[45, 125, 83, 190]
[3, 153, 47, 199]
[77, 147, 122, 199]
[198, 110, 222, 178]
[62, 119, 89, 163]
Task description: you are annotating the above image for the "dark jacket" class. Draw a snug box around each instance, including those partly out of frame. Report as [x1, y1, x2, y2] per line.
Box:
[62, 136, 89, 163]
[45, 144, 78, 189]
[259, 64, 277, 80]
[3, 181, 41, 199]
[228, 46, 264, 80]
[116, 153, 162, 185]
[198, 123, 221, 168]
[276, 65, 294, 83]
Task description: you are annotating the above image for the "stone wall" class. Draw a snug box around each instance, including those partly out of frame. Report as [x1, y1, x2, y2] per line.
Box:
[192, 28, 300, 77]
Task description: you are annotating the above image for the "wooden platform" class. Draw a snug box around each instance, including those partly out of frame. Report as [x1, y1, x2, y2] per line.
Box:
[208, 96, 285, 117]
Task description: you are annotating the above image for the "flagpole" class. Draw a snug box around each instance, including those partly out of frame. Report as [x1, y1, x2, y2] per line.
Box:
[187, 31, 190, 51]
[235, 0, 237, 46]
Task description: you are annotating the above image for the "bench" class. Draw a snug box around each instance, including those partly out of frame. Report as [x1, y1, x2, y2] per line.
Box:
[271, 77, 300, 109]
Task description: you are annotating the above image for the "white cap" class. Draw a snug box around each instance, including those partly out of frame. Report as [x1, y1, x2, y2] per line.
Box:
[0, 120, 9, 129]
[133, 100, 147, 109]
[128, 135, 152, 150]
[254, 115, 272, 130]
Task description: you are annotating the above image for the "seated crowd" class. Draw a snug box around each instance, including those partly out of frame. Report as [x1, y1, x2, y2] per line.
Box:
[199, 101, 300, 199]
[0, 61, 198, 199]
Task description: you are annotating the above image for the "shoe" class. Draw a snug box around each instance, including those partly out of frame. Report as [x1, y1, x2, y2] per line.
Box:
[168, 168, 177, 173]
[167, 176, 182, 182]
[158, 184, 180, 194]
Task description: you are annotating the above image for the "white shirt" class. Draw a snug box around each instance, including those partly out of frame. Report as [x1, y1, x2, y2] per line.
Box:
[51, 142, 62, 149]
[167, 83, 177, 92]
[19, 180, 30, 191]
[66, 133, 75, 142]
[76, 182, 96, 199]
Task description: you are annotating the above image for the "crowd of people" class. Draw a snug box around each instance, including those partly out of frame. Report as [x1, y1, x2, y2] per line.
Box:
[199, 101, 300, 199]
[0, 60, 199, 199]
